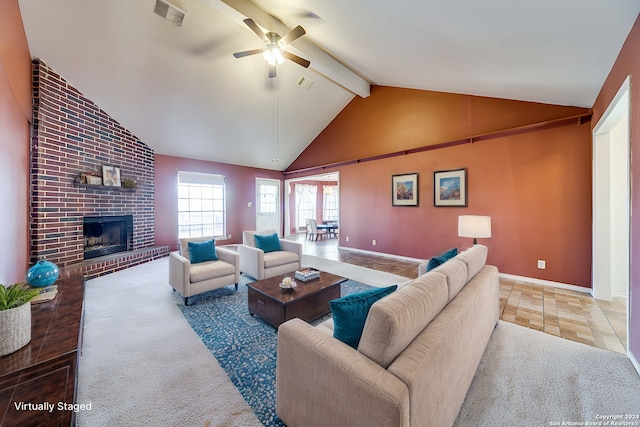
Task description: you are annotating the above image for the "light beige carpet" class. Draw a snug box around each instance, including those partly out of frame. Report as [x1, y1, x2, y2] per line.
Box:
[455, 321, 640, 426]
[77, 258, 261, 427]
[77, 257, 640, 426]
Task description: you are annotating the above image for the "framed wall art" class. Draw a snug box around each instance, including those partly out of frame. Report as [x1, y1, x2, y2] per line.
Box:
[392, 172, 419, 206]
[434, 168, 467, 207]
[102, 165, 121, 187]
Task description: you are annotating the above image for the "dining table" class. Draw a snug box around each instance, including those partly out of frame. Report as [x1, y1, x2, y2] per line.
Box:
[316, 222, 338, 238]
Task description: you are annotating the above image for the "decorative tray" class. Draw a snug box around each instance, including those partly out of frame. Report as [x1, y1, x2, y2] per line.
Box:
[279, 281, 297, 289]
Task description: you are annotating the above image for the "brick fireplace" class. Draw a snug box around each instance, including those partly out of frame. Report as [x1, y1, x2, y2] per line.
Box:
[30, 61, 168, 278]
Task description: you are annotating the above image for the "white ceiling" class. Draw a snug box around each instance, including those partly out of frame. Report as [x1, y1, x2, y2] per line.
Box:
[18, 0, 640, 171]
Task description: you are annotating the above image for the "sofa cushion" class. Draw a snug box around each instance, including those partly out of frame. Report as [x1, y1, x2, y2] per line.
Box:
[426, 247, 458, 272]
[263, 251, 299, 268]
[431, 258, 468, 302]
[190, 259, 235, 282]
[254, 233, 282, 253]
[358, 273, 448, 368]
[456, 244, 488, 282]
[188, 239, 218, 264]
[330, 285, 397, 349]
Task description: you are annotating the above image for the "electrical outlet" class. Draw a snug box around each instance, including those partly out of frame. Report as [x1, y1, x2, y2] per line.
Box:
[537, 260, 546, 269]
[345, 236, 349, 242]
[227, 234, 232, 240]
[372, 239, 377, 246]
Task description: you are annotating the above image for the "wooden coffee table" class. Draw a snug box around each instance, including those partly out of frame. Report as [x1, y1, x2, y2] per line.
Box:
[247, 271, 347, 328]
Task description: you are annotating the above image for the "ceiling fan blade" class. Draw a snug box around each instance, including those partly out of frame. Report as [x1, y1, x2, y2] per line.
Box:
[233, 48, 264, 58]
[243, 18, 269, 43]
[268, 63, 276, 78]
[279, 25, 306, 46]
[282, 51, 310, 68]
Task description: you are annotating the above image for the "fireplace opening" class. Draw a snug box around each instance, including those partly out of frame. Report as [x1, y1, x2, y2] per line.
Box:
[83, 215, 133, 260]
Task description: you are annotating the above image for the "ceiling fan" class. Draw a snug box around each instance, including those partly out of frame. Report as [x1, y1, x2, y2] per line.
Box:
[233, 18, 310, 78]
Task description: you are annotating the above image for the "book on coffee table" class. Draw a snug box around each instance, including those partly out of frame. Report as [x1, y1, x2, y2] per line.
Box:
[295, 268, 320, 282]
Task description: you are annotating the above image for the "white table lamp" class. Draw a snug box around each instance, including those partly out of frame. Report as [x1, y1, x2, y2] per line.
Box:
[458, 215, 491, 244]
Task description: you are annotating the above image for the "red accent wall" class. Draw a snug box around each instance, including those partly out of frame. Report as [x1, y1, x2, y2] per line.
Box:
[592, 14, 640, 369]
[155, 155, 284, 252]
[0, 0, 31, 284]
[288, 87, 593, 287]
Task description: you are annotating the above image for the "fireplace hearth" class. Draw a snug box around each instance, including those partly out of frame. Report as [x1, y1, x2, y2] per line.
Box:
[83, 215, 133, 260]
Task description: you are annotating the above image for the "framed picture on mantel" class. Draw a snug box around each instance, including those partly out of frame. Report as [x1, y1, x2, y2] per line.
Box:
[434, 168, 467, 207]
[392, 172, 419, 206]
[102, 165, 121, 187]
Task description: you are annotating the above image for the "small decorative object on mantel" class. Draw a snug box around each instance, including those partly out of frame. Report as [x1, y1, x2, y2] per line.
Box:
[434, 168, 467, 207]
[121, 177, 136, 188]
[0, 283, 39, 356]
[102, 165, 121, 187]
[86, 174, 103, 185]
[26, 258, 60, 288]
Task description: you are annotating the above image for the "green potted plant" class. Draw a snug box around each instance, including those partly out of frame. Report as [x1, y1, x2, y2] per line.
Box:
[0, 283, 39, 356]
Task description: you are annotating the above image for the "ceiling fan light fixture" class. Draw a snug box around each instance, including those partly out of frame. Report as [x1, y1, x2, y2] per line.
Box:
[263, 47, 284, 65]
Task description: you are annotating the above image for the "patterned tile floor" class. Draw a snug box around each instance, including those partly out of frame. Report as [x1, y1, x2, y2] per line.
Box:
[293, 234, 627, 354]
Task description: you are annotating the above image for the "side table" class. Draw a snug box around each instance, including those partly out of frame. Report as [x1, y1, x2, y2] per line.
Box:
[0, 275, 85, 426]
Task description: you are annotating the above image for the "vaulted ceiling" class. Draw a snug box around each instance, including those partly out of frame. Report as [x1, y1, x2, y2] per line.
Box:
[18, 0, 640, 170]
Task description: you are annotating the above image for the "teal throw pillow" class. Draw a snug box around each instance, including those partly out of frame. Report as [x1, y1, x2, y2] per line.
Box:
[188, 239, 218, 264]
[254, 233, 282, 253]
[426, 247, 458, 272]
[330, 285, 398, 349]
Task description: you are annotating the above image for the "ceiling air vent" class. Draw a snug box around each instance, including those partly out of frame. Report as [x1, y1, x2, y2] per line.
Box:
[297, 76, 314, 89]
[154, 0, 186, 27]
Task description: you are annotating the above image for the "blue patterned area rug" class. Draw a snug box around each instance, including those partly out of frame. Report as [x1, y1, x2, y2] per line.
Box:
[178, 276, 373, 427]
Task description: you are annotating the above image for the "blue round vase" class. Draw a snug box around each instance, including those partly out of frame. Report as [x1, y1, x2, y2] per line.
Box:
[26, 259, 60, 288]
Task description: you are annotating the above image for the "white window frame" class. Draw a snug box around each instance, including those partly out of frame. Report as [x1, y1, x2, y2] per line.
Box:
[322, 185, 339, 222]
[177, 171, 226, 239]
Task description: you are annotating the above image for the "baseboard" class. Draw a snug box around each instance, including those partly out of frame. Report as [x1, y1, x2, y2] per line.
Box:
[339, 246, 592, 294]
[498, 273, 592, 294]
[338, 245, 426, 264]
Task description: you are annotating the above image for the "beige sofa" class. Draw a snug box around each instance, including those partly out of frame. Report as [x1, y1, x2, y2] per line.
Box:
[276, 244, 499, 427]
[238, 230, 302, 280]
[169, 236, 240, 306]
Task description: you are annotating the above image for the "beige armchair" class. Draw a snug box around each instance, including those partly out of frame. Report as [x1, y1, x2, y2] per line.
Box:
[169, 236, 240, 306]
[238, 230, 302, 280]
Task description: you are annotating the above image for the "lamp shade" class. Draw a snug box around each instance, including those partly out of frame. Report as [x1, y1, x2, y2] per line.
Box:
[458, 215, 492, 239]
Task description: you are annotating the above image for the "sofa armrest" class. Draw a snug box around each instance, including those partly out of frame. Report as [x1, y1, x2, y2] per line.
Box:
[169, 251, 190, 295]
[279, 239, 302, 257]
[277, 319, 410, 427]
[418, 261, 429, 276]
[237, 244, 264, 280]
[216, 247, 240, 283]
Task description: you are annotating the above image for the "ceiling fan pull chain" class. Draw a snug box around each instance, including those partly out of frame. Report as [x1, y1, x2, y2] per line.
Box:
[272, 77, 279, 163]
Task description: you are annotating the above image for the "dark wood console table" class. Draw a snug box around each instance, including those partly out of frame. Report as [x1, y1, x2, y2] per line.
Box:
[0, 276, 85, 427]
